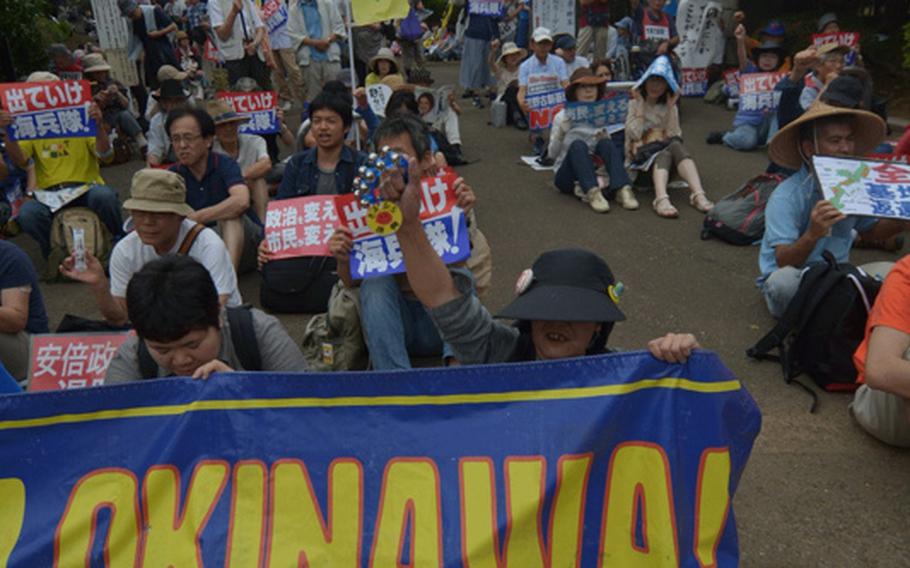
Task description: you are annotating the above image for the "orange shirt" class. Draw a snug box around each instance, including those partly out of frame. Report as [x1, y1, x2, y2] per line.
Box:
[853, 256, 910, 383]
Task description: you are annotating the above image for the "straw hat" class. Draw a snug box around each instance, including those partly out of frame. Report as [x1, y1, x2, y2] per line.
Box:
[565, 68, 606, 102]
[369, 48, 399, 74]
[26, 71, 60, 83]
[497, 41, 527, 63]
[768, 101, 886, 171]
[380, 74, 415, 92]
[817, 42, 851, 58]
[82, 53, 111, 73]
[206, 99, 250, 125]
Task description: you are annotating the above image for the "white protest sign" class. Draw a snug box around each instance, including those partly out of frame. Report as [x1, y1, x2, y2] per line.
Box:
[675, 0, 724, 96]
[814, 156, 910, 220]
[90, 0, 139, 85]
[366, 84, 392, 117]
[532, 0, 575, 36]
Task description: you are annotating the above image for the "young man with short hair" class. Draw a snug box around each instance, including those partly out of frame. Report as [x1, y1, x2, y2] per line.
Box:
[61, 168, 242, 326]
[167, 107, 252, 270]
[105, 255, 306, 382]
[0, 72, 125, 259]
[759, 102, 908, 318]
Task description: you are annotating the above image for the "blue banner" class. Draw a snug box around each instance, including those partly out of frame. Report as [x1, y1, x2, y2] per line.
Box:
[238, 109, 279, 135]
[0, 352, 760, 566]
[565, 92, 630, 133]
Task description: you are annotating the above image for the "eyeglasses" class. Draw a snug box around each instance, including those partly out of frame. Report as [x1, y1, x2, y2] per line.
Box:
[170, 133, 203, 146]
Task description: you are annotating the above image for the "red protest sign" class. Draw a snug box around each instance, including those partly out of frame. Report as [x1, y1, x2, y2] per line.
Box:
[0, 80, 96, 140]
[812, 32, 860, 49]
[264, 195, 338, 260]
[738, 72, 786, 112]
[28, 332, 134, 391]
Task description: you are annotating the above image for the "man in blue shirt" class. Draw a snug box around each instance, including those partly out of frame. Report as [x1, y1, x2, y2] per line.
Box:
[518, 27, 569, 158]
[0, 240, 49, 382]
[760, 102, 907, 318]
[167, 107, 252, 270]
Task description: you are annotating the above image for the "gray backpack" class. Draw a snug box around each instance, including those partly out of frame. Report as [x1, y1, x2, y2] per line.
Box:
[700, 173, 784, 246]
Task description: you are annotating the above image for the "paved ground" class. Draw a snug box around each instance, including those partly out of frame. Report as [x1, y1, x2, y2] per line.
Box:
[19, 62, 910, 566]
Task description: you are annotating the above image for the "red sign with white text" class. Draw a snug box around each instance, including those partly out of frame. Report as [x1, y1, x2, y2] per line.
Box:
[812, 32, 860, 49]
[28, 332, 134, 391]
[264, 195, 338, 259]
[0, 80, 96, 140]
[216, 91, 280, 134]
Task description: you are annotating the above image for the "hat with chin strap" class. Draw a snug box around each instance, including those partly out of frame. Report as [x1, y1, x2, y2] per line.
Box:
[496, 248, 626, 323]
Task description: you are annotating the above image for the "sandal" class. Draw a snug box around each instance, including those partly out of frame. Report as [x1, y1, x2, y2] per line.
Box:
[689, 191, 714, 213]
[652, 196, 678, 219]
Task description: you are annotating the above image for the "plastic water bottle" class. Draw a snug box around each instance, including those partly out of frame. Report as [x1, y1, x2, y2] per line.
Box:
[491, 100, 507, 128]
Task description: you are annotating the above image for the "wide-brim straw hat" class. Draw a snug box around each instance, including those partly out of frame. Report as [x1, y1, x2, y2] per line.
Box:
[206, 99, 250, 125]
[565, 68, 607, 101]
[369, 48, 399, 74]
[82, 53, 111, 73]
[380, 74, 415, 92]
[768, 101, 886, 171]
[498, 42, 527, 63]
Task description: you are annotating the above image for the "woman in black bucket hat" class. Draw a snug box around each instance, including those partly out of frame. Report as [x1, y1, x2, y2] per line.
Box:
[371, 132, 701, 365]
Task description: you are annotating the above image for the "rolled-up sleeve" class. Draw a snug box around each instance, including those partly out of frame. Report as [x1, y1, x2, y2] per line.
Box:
[429, 268, 521, 364]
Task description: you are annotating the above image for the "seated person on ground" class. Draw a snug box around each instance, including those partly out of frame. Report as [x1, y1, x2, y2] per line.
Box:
[852, 256, 910, 448]
[554, 34, 590, 76]
[298, 80, 376, 151]
[83, 53, 148, 155]
[365, 48, 404, 86]
[147, 78, 192, 166]
[706, 23, 786, 152]
[0, 240, 49, 382]
[548, 68, 637, 214]
[260, 92, 367, 313]
[488, 40, 529, 130]
[799, 42, 849, 111]
[384, 88, 448, 170]
[759, 102, 907, 319]
[0, 72, 124, 259]
[208, 100, 272, 223]
[518, 27, 570, 157]
[106, 255, 306, 382]
[412, 68, 467, 166]
[375, 155, 699, 365]
[166, 107, 252, 270]
[61, 168, 241, 326]
[624, 56, 713, 219]
[328, 114, 475, 370]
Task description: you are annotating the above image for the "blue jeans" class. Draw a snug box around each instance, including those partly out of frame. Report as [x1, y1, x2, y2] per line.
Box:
[724, 114, 777, 152]
[18, 184, 124, 258]
[555, 139, 631, 198]
[359, 275, 452, 370]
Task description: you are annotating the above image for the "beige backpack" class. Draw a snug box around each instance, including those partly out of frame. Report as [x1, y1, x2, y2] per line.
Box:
[46, 207, 112, 282]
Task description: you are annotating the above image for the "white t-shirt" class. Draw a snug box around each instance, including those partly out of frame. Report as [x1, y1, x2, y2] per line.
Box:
[518, 54, 569, 93]
[208, 0, 265, 61]
[564, 55, 591, 77]
[109, 218, 242, 306]
[213, 133, 269, 172]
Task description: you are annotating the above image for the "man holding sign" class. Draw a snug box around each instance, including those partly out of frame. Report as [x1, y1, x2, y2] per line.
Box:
[518, 27, 569, 157]
[0, 73, 125, 260]
[759, 101, 908, 318]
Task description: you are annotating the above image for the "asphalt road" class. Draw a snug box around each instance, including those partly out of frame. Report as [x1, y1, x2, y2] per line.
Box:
[19, 62, 910, 566]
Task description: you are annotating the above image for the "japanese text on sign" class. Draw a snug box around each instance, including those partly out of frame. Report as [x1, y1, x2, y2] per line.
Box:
[723, 68, 741, 98]
[0, 81, 96, 140]
[261, 0, 289, 32]
[28, 332, 134, 392]
[565, 91, 630, 133]
[814, 156, 910, 220]
[366, 84, 392, 117]
[469, 0, 503, 16]
[526, 86, 565, 132]
[264, 195, 338, 259]
[216, 91, 280, 135]
[336, 169, 470, 279]
[738, 72, 786, 112]
[675, 0, 724, 97]
[681, 67, 709, 97]
[531, 0, 575, 36]
[812, 32, 860, 49]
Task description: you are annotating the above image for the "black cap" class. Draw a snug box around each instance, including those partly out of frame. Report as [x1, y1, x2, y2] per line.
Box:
[555, 35, 577, 51]
[821, 75, 865, 109]
[496, 248, 626, 323]
[152, 80, 189, 100]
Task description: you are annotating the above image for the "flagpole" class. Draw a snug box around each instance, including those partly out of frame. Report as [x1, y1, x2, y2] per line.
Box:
[347, 0, 361, 150]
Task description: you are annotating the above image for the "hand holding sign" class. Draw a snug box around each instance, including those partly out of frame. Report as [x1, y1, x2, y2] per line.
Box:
[809, 200, 846, 239]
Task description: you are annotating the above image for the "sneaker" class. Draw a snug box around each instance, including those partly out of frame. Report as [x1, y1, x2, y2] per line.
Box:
[582, 187, 610, 213]
[472, 96, 485, 109]
[616, 185, 640, 210]
[706, 131, 724, 145]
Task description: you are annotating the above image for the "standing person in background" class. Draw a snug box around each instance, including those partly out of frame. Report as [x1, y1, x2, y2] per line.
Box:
[630, 0, 679, 70]
[0, 241, 49, 382]
[577, 0, 611, 62]
[268, 0, 306, 111]
[287, 0, 346, 102]
[351, 23, 385, 86]
[209, 0, 272, 89]
[119, 0, 180, 90]
[185, 0, 211, 51]
[459, 0, 500, 108]
[398, 0, 427, 80]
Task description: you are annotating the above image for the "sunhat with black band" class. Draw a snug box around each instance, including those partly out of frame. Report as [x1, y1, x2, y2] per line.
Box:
[205, 99, 250, 125]
[123, 169, 195, 217]
[82, 53, 112, 73]
[565, 67, 607, 102]
[497, 42, 527, 63]
[496, 248, 625, 324]
[768, 100, 886, 171]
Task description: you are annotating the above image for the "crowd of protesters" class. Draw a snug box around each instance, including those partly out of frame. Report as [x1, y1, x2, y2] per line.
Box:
[0, 0, 909, 448]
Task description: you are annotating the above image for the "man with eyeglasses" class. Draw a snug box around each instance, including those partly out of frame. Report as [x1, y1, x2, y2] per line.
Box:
[166, 107, 253, 270]
[60, 168, 241, 326]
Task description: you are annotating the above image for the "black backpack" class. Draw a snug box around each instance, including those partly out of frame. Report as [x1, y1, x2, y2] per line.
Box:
[701, 173, 784, 245]
[137, 306, 262, 378]
[747, 252, 882, 412]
